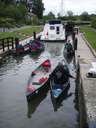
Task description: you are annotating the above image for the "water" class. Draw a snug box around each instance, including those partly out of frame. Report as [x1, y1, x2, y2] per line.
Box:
[0, 43, 79, 128]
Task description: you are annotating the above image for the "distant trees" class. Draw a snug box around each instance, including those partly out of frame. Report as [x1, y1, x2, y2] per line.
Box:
[66, 10, 76, 20]
[80, 11, 90, 21]
[43, 12, 55, 22]
[48, 12, 55, 19]
[67, 11, 73, 17]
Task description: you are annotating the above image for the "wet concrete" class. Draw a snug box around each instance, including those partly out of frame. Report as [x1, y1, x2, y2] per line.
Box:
[76, 33, 96, 128]
[0, 42, 79, 128]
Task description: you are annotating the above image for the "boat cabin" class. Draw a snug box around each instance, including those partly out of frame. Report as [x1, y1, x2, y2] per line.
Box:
[41, 20, 65, 41]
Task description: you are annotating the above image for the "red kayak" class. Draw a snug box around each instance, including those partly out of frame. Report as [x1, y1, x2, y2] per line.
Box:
[26, 59, 51, 100]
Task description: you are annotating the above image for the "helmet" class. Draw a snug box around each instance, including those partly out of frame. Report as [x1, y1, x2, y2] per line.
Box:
[57, 62, 64, 69]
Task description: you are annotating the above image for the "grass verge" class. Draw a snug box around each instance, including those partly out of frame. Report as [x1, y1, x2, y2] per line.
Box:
[80, 26, 96, 50]
[0, 26, 43, 41]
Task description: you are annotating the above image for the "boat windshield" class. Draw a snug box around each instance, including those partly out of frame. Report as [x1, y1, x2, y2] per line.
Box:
[49, 20, 61, 25]
[50, 26, 55, 30]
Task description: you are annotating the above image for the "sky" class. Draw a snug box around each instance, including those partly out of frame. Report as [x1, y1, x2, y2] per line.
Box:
[43, 0, 96, 16]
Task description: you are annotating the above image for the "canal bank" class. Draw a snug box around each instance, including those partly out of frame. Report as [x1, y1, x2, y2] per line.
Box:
[76, 33, 96, 128]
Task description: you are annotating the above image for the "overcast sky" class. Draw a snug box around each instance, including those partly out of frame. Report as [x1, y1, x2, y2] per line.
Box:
[43, 0, 96, 16]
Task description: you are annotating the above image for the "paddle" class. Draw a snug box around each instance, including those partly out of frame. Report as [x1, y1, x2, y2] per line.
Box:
[67, 74, 76, 79]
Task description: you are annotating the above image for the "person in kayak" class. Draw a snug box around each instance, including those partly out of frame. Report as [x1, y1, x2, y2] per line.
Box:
[51, 62, 74, 89]
[65, 40, 73, 52]
[54, 63, 69, 84]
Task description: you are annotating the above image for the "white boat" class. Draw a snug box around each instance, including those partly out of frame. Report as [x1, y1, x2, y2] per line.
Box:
[40, 20, 65, 42]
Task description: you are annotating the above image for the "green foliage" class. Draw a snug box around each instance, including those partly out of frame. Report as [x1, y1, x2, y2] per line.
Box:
[80, 11, 90, 21]
[0, 18, 15, 27]
[67, 11, 73, 17]
[25, 19, 32, 25]
[57, 16, 77, 21]
[5, 5, 16, 18]
[32, 0, 45, 19]
[91, 18, 96, 29]
[0, 1, 27, 26]
[1, 0, 14, 4]
[43, 12, 55, 22]
[48, 12, 55, 19]
[32, 15, 39, 25]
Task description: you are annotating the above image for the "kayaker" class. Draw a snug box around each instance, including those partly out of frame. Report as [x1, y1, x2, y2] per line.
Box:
[15, 37, 24, 53]
[52, 62, 74, 86]
[65, 40, 73, 52]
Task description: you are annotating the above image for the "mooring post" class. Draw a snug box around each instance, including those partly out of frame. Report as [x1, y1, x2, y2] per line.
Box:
[7, 38, 9, 50]
[11, 37, 14, 49]
[2, 39, 4, 52]
[33, 32, 36, 40]
[15, 37, 19, 49]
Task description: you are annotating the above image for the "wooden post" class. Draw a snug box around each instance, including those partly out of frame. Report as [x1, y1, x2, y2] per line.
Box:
[2, 39, 5, 52]
[11, 37, 14, 49]
[15, 37, 19, 49]
[33, 32, 36, 40]
[7, 38, 9, 50]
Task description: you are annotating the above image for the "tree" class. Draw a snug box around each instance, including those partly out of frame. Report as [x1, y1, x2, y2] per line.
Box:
[66, 10, 76, 20]
[57, 13, 61, 18]
[67, 11, 73, 17]
[32, 15, 39, 25]
[32, 0, 45, 19]
[14, 4, 27, 22]
[48, 11, 55, 19]
[43, 12, 55, 22]
[80, 11, 90, 21]
[1, 0, 15, 4]
[91, 18, 96, 28]
[0, 1, 6, 17]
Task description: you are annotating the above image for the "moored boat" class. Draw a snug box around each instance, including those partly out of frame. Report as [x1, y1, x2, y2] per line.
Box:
[11, 43, 30, 56]
[28, 39, 45, 54]
[26, 59, 51, 100]
[27, 87, 49, 118]
[63, 40, 74, 59]
[51, 84, 71, 111]
[50, 61, 71, 102]
[11, 39, 45, 56]
[40, 20, 65, 42]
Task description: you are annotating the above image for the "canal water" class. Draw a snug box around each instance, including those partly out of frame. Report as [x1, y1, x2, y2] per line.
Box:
[0, 42, 79, 128]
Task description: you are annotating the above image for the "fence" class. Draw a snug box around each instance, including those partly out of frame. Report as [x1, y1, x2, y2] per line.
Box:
[0, 37, 15, 52]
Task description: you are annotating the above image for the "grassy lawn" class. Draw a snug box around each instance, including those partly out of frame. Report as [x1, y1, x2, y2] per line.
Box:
[0, 26, 43, 41]
[80, 26, 96, 50]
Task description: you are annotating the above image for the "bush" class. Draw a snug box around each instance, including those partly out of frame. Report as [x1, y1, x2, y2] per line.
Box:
[0, 2, 27, 25]
[0, 18, 16, 28]
[25, 19, 32, 25]
[32, 15, 39, 25]
[91, 18, 96, 29]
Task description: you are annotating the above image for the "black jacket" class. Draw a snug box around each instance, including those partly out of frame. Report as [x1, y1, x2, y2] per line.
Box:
[52, 64, 69, 84]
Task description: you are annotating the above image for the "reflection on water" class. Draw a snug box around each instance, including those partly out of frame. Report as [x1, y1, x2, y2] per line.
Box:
[51, 84, 73, 112]
[27, 87, 49, 118]
[63, 51, 74, 64]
